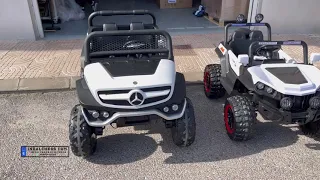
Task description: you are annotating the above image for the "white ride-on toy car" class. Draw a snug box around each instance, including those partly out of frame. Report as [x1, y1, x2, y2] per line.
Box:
[203, 14, 320, 141]
[69, 10, 196, 157]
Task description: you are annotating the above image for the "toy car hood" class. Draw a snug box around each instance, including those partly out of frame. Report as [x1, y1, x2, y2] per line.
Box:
[83, 59, 176, 91]
[248, 63, 320, 96]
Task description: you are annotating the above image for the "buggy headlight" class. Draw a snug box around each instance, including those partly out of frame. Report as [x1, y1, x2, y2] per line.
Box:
[280, 97, 293, 110]
[236, 14, 245, 23]
[255, 13, 264, 23]
[309, 97, 320, 109]
[256, 82, 265, 90]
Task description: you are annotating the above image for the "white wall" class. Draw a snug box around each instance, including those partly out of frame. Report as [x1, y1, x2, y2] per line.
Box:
[251, 0, 320, 34]
[0, 0, 36, 40]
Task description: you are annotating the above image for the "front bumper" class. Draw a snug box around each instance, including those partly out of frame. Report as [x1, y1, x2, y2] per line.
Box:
[81, 98, 187, 127]
[258, 101, 320, 124]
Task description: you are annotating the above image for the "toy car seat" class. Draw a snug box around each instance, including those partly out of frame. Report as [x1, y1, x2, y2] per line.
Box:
[249, 30, 264, 41]
[229, 31, 249, 56]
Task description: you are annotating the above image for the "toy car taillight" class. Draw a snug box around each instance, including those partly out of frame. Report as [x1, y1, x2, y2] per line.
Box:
[280, 97, 293, 110]
[309, 97, 320, 109]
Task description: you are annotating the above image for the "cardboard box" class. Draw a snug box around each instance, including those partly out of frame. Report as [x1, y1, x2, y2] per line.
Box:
[202, 0, 249, 22]
[156, 0, 193, 9]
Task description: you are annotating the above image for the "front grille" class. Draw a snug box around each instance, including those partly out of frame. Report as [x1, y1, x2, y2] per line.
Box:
[97, 86, 171, 106]
[89, 35, 168, 53]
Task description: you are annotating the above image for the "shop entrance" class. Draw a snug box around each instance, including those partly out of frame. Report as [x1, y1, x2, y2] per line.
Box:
[37, 0, 219, 40]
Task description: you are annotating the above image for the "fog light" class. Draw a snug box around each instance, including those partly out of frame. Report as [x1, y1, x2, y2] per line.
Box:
[266, 87, 273, 94]
[309, 97, 320, 109]
[163, 107, 169, 113]
[280, 97, 293, 110]
[89, 110, 99, 118]
[172, 104, 179, 111]
[102, 111, 109, 118]
[256, 82, 265, 90]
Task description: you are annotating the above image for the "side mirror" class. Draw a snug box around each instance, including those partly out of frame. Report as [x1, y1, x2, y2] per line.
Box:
[310, 53, 320, 64]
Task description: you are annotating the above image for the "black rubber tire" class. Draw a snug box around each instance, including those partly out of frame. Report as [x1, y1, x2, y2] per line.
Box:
[69, 105, 97, 157]
[203, 64, 225, 99]
[299, 121, 320, 138]
[171, 98, 196, 147]
[224, 95, 256, 141]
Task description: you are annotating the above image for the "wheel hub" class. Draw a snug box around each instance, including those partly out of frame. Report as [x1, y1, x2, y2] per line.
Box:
[204, 72, 210, 93]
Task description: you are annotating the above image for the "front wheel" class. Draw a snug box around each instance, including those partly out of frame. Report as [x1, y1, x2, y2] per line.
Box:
[299, 120, 320, 138]
[224, 95, 256, 141]
[171, 98, 196, 147]
[69, 105, 97, 157]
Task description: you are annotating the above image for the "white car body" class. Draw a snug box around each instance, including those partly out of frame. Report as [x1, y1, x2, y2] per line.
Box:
[84, 59, 176, 109]
[248, 63, 320, 96]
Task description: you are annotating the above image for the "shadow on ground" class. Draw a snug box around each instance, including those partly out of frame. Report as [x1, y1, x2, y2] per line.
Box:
[86, 133, 158, 164]
[87, 85, 301, 165]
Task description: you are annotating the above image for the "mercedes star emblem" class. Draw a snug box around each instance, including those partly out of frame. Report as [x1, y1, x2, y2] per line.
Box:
[128, 90, 145, 106]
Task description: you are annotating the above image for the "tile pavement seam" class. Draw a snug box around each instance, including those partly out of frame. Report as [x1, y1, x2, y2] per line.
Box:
[0, 72, 203, 92]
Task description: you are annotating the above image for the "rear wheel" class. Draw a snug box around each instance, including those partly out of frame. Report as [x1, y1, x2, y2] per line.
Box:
[69, 105, 97, 157]
[299, 121, 320, 138]
[203, 64, 225, 99]
[224, 95, 256, 141]
[171, 98, 196, 147]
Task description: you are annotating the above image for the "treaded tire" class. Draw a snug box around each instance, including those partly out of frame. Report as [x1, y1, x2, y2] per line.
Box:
[224, 95, 256, 141]
[171, 98, 196, 147]
[69, 105, 97, 157]
[203, 64, 225, 99]
[299, 121, 320, 138]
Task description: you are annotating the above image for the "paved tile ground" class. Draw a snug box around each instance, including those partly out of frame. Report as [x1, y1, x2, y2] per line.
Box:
[0, 34, 320, 80]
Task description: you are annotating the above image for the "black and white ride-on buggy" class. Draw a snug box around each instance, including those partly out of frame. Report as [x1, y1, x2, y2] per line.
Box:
[203, 14, 320, 141]
[69, 10, 196, 157]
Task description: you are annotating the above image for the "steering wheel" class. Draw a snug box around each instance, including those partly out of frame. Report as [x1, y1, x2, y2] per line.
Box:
[256, 45, 281, 57]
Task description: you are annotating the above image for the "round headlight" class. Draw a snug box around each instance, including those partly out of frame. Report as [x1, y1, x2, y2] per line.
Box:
[236, 14, 245, 23]
[172, 104, 179, 111]
[309, 97, 320, 109]
[280, 97, 293, 110]
[255, 13, 264, 23]
[91, 111, 99, 118]
[266, 87, 273, 94]
[102, 111, 109, 118]
[163, 107, 169, 113]
[256, 82, 265, 90]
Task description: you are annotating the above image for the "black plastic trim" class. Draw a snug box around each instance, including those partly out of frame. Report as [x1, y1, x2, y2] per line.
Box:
[88, 10, 156, 27]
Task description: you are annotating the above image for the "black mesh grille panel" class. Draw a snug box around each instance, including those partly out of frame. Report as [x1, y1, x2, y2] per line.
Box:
[89, 35, 168, 53]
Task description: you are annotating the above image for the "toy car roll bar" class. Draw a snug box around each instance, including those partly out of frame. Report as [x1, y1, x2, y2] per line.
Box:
[224, 23, 272, 44]
[88, 10, 157, 27]
[248, 40, 309, 66]
[84, 30, 173, 63]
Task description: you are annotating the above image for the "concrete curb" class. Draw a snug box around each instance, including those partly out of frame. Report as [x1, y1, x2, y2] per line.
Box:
[0, 72, 203, 93]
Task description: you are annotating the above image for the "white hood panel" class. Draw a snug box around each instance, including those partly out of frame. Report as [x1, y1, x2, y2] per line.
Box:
[248, 64, 320, 96]
[83, 59, 176, 109]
